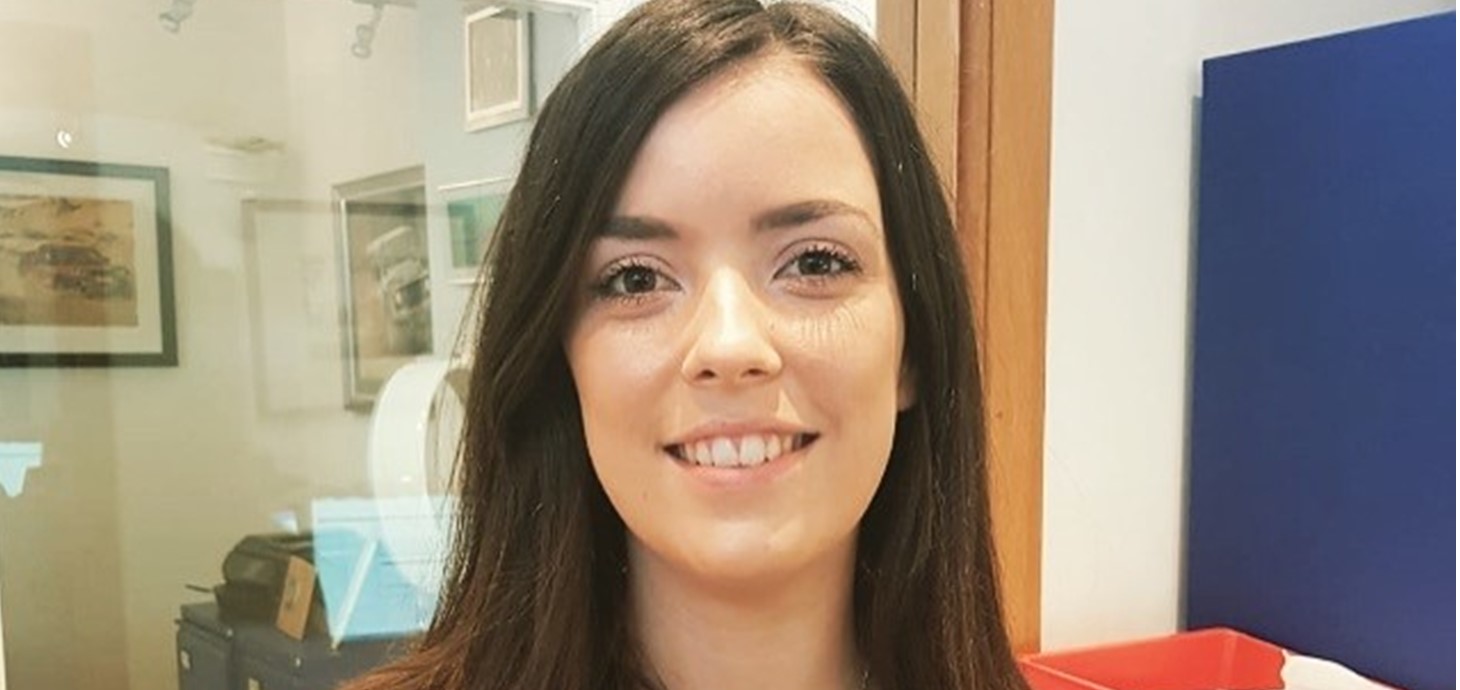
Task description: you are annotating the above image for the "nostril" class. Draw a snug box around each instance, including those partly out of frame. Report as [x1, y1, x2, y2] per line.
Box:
[690, 366, 772, 384]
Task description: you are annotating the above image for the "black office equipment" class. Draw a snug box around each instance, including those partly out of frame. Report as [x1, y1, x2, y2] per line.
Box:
[175, 602, 407, 690]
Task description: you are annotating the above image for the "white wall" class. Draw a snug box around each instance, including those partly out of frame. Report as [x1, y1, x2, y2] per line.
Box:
[0, 573, 5, 690]
[589, 0, 875, 42]
[1041, 0, 1454, 650]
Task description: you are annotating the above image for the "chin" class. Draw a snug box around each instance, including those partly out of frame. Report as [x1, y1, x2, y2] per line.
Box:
[635, 518, 855, 590]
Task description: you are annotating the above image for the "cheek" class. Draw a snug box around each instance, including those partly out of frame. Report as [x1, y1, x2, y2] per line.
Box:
[571, 319, 669, 385]
[567, 326, 673, 473]
[786, 292, 906, 409]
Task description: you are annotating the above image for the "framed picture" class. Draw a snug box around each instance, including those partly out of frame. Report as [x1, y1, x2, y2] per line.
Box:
[464, 6, 533, 132]
[242, 199, 343, 416]
[439, 176, 512, 285]
[0, 156, 176, 367]
[334, 166, 433, 412]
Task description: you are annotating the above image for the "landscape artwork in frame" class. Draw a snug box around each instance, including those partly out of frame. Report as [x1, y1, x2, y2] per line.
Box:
[335, 166, 433, 411]
[440, 176, 511, 285]
[0, 156, 176, 367]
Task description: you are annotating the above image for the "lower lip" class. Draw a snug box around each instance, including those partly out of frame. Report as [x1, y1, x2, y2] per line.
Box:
[665, 439, 815, 489]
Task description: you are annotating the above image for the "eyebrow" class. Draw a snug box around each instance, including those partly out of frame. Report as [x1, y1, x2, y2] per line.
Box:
[600, 199, 876, 240]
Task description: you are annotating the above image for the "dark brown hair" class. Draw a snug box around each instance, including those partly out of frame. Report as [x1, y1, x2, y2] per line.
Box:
[344, 1, 1025, 688]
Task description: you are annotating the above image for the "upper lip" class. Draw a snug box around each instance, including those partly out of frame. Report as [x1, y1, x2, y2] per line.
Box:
[663, 419, 818, 448]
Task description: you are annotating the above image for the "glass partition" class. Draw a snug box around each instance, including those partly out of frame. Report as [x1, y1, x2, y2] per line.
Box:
[0, 2, 875, 689]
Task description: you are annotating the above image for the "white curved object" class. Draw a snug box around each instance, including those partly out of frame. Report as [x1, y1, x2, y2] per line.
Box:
[0, 443, 41, 499]
[365, 359, 457, 595]
[1281, 652, 1388, 690]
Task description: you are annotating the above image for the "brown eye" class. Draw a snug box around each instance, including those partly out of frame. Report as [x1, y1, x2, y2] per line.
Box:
[617, 266, 659, 293]
[778, 245, 862, 280]
[796, 252, 839, 276]
[591, 259, 678, 303]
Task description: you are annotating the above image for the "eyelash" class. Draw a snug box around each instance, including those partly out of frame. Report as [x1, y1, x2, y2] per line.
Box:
[780, 243, 863, 282]
[589, 244, 863, 305]
[590, 258, 663, 305]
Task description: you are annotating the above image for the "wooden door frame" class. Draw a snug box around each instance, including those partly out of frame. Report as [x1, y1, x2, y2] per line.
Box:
[879, 0, 1053, 654]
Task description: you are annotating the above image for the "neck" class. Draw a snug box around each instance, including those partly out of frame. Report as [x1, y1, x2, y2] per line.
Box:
[629, 538, 863, 690]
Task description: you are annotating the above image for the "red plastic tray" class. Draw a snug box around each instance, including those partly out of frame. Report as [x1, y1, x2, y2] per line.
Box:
[1018, 628, 1287, 690]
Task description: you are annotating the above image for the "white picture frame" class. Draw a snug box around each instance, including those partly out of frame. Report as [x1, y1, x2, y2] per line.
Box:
[464, 6, 533, 132]
[241, 199, 344, 416]
[438, 176, 513, 285]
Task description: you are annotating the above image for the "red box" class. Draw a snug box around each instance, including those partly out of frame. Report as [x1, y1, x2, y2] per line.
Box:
[1018, 628, 1289, 690]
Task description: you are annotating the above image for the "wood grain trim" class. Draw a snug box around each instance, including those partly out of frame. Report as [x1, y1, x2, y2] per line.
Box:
[957, 0, 992, 355]
[914, 0, 961, 194]
[877, 0, 916, 94]
[980, 0, 1052, 654]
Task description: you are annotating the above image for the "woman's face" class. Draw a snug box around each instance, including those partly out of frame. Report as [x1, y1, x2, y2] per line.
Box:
[565, 58, 912, 585]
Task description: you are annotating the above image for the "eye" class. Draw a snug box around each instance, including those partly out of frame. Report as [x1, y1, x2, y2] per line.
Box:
[591, 258, 678, 303]
[611, 265, 660, 294]
[776, 244, 862, 281]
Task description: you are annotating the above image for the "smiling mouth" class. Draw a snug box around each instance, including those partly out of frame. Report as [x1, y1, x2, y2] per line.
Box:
[665, 433, 819, 469]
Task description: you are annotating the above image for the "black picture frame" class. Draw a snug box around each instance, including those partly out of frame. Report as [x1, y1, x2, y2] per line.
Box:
[0, 155, 177, 367]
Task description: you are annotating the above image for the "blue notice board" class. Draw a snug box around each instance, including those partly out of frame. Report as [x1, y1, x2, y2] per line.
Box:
[1188, 13, 1454, 690]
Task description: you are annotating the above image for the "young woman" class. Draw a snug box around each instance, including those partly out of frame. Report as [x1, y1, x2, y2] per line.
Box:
[346, 1, 1026, 688]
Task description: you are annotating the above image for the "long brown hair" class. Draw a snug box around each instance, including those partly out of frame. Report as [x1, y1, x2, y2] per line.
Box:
[344, 1, 1025, 688]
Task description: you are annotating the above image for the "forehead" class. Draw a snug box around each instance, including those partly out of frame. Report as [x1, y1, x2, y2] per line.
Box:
[613, 57, 881, 228]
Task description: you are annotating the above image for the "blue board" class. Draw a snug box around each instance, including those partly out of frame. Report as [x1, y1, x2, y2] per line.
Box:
[1188, 13, 1454, 690]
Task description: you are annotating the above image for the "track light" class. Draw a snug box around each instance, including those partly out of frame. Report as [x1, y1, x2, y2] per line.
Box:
[352, 3, 386, 58]
[351, 0, 418, 59]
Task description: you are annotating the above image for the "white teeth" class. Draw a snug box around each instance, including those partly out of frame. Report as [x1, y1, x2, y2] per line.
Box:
[672, 432, 814, 468]
[739, 436, 765, 465]
[711, 438, 737, 467]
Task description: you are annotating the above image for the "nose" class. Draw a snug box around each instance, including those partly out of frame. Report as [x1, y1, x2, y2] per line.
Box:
[680, 269, 782, 386]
